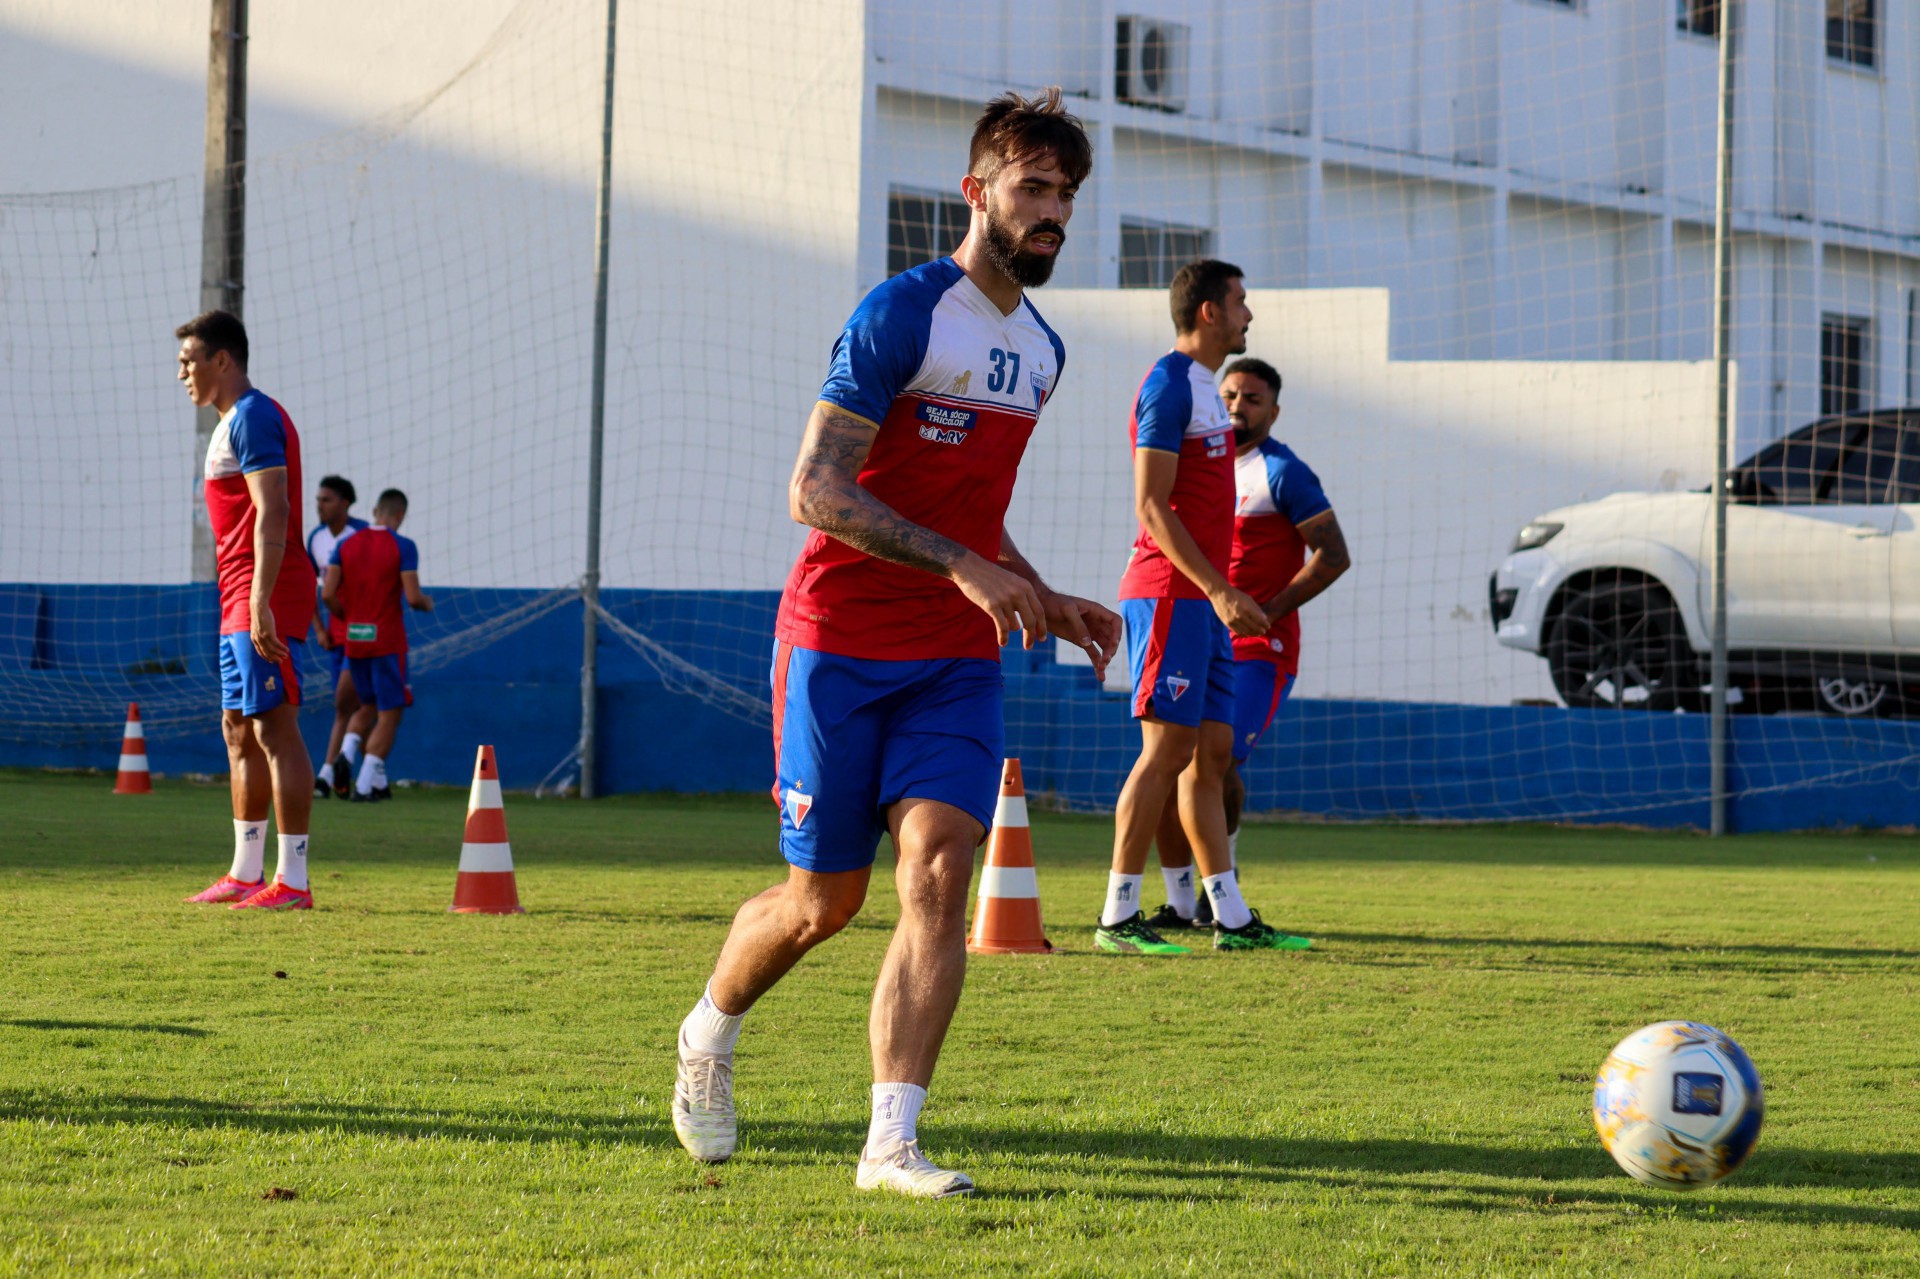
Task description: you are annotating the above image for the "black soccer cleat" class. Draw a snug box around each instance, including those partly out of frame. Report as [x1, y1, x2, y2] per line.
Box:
[313, 777, 333, 799]
[1144, 902, 1201, 930]
[329, 755, 353, 797]
[350, 786, 392, 803]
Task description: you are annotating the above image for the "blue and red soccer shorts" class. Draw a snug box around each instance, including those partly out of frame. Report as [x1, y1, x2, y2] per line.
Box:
[769, 640, 1003, 874]
[348, 652, 413, 711]
[1121, 597, 1236, 728]
[1231, 658, 1297, 764]
[218, 633, 303, 717]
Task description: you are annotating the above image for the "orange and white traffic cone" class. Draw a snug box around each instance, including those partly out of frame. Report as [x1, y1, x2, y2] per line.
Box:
[450, 745, 525, 914]
[113, 702, 152, 794]
[967, 757, 1051, 954]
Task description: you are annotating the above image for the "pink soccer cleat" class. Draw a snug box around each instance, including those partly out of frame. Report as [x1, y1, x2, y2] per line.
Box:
[185, 875, 265, 904]
[228, 878, 313, 911]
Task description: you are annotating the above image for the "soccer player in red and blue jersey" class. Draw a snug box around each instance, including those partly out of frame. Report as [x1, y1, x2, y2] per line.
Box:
[306, 475, 372, 799]
[1100, 261, 1306, 954]
[177, 310, 319, 911]
[1149, 357, 1349, 927]
[670, 90, 1118, 1198]
[323, 488, 432, 802]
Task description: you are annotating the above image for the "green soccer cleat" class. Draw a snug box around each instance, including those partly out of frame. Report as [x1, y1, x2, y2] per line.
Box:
[1094, 911, 1191, 955]
[1213, 909, 1312, 952]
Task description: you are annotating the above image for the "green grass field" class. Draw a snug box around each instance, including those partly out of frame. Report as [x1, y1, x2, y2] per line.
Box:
[5, 770, 1920, 1276]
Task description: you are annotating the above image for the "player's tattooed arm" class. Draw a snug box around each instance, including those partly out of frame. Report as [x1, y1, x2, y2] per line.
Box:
[1263, 509, 1351, 621]
[789, 401, 1048, 648]
[789, 402, 969, 575]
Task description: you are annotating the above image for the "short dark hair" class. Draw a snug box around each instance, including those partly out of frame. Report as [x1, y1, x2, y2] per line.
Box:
[969, 87, 1093, 188]
[1222, 357, 1282, 396]
[318, 475, 357, 504]
[1169, 259, 1244, 335]
[375, 488, 408, 514]
[174, 309, 248, 370]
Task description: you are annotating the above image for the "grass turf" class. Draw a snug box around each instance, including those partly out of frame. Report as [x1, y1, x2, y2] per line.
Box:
[3, 769, 1920, 1276]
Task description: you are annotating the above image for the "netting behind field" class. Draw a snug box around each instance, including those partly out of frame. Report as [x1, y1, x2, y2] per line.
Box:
[6, 0, 1920, 820]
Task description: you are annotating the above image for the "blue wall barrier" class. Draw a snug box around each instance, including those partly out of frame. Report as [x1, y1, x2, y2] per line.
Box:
[4, 583, 1918, 831]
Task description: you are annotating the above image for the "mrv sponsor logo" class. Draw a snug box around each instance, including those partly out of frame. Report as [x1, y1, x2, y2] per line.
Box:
[916, 400, 976, 446]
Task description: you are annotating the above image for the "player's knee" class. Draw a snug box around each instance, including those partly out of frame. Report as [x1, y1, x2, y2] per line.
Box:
[898, 845, 975, 924]
[789, 885, 864, 944]
[219, 714, 251, 755]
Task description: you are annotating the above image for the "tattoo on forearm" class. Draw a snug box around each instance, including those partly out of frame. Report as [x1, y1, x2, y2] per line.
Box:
[795, 409, 968, 576]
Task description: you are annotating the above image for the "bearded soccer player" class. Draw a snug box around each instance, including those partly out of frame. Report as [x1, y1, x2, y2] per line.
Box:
[306, 474, 372, 798]
[178, 310, 319, 910]
[670, 89, 1118, 1198]
[323, 488, 432, 802]
[1099, 261, 1305, 954]
[1147, 357, 1350, 929]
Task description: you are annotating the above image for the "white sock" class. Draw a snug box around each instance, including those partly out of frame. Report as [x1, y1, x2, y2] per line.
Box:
[1101, 872, 1144, 927]
[356, 753, 387, 795]
[681, 983, 744, 1056]
[275, 833, 309, 891]
[1227, 828, 1239, 869]
[1203, 869, 1253, 930]
[341, 732, 364, 765]
[229, 819, 266, 882]
[1160, 866, 1197, 920]
[867, 1082, 927, 1154]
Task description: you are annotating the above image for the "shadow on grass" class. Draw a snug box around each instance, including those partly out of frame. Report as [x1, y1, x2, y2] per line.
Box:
[5, 1090, 1917, 1228]
[1312, 931, 1920, 974]
[0, 1018, 209, 1037]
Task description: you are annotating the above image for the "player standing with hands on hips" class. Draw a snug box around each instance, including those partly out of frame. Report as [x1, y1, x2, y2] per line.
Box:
[1099, 262, 1308, 954]
[671, 89, 1119, 1198]
[177, 310, 319, 911]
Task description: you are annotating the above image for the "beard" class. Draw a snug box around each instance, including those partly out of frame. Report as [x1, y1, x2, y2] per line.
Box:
[981, 207, 1064, 288]
[1232, 420, 1253, 447]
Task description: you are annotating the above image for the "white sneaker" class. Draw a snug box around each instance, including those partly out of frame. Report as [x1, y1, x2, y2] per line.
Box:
[855, 1140, 974, 1199]
[671, 1029, 736, 1163]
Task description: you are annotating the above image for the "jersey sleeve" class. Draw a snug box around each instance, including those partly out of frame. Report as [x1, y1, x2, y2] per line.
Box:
[1132, 363, 1193, 453]
[818, 279, 936, 427]
[397, 536, 420, 573]
[227, 398, 288, 473]
[306, 528, 323, 574]
[327, 542, 344, 567]
[1272, 453, 1332, 526]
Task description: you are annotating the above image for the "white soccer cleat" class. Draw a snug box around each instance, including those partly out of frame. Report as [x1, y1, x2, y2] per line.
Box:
[671, 1029, 737, 1163]
[855, 1140, 975, 1199]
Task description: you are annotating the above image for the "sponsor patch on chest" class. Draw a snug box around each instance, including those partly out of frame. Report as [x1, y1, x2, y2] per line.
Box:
[915, 401, 976, 445]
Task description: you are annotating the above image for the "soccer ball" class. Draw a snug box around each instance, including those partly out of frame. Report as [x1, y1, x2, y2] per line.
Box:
[1592, 1020, 1764, 1190]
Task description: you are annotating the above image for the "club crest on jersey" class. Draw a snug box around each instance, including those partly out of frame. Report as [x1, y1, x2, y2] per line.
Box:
[1030, 370, 1048, 410]
[785, 786, 813, 829]
[1164, 675, 1191, 701]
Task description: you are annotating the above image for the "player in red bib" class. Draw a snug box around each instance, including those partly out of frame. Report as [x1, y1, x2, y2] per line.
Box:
[1100, 261, 1308, 954]
[323, 488, 432, 802]
[1148, 357, 1350, 927]
[670, 90, 1118, 1197]
[176, 310, 319, 911]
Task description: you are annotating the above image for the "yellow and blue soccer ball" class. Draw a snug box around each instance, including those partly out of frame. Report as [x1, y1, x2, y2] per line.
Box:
[1592, 1020, 1764, 1190]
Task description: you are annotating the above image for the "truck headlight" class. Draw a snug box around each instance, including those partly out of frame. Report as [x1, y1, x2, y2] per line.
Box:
[1510, 521, 1563, 552]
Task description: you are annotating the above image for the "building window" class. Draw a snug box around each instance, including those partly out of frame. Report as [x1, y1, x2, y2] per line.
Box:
[1119, 218, 1212, 289]
[1821, 314, 1871, 417]
[887, 187, 968, 278]
[1827, 0, 1876, 68]
[1676, 0, 1718, 37]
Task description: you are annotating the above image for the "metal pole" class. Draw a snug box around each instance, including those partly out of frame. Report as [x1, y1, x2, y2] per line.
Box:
[580, 0, 618, 798]
[193, 0, 247, 582]
[1708, 0, 1737, 836]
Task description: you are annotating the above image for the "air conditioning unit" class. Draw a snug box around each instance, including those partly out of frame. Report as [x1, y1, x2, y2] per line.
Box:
[1115, 16, 1189, 114]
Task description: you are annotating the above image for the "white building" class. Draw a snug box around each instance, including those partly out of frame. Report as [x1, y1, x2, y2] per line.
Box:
[864, 0, 1919, 452]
